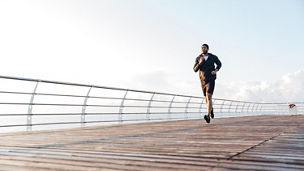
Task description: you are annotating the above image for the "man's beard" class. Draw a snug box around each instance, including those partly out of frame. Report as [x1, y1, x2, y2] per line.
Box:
[203, 50, 208, 54]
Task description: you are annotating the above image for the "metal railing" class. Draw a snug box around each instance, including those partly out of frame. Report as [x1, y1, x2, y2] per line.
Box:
[0, 75, 302, 132]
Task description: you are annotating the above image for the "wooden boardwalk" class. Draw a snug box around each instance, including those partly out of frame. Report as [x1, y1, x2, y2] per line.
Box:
[0, 114, 303, 171]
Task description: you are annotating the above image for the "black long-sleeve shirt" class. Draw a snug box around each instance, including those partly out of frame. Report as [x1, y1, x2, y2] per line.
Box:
[193, 53, 222, 83]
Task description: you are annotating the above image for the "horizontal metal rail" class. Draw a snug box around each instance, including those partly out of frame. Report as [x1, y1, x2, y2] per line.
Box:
[1, 75, 285, 104]
[0, 75, 302, 131]
[0, 112, 204, 116]
[0, 91, 204, 104]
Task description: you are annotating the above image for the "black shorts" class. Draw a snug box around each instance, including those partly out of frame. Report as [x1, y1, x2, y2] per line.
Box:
[201, 80, 215, 96]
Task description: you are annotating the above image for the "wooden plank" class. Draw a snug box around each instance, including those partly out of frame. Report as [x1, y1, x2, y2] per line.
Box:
[0, 114, 303, 170]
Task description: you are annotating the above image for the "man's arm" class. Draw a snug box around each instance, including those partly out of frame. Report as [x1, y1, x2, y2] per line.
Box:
[214, 55, 222, 71]
[211, 55, 222, 75]
[193, 57, 203, 72]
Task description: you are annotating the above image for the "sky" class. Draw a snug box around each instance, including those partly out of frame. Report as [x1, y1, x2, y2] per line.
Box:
[0, 0, 303, 103]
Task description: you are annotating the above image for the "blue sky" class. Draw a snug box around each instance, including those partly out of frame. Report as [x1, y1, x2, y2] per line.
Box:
[0, 0, 303, 102]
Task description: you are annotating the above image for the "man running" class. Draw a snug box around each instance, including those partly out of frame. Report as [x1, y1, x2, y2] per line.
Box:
[193, 44, 222, 123]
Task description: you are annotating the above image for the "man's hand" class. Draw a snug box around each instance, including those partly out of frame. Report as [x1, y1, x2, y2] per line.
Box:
[198, 57, 204, 65]
[211, 69, 218, 75]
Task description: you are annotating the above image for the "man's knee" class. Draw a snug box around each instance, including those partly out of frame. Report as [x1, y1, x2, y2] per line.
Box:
[207, 94, 212, 101]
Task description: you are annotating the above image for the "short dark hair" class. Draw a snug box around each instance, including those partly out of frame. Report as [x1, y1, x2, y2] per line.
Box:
[202, 44, 209, 50]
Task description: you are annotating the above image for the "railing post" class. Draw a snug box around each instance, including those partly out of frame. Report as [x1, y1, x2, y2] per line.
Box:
[81, 86, 92, 127]
[247, 103, 252, 113]
[119, 90, 128, 123]
[220, 100, 226, 113]
[146, 92, 155, 121]
[255, 104, 260, 113]
[251, 103, 256, 112]
[241, 102, 246, 113]
[168, 95, 176, 119]
[235, 102, 240, 113]
[259, 104, 263, 114]
[27, 80, 40, 131]
[185, 97, 192, 119]
[228, 101, 233, 113]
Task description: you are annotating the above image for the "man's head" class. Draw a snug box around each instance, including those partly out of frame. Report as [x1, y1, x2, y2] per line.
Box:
[201, 44, 209, 54]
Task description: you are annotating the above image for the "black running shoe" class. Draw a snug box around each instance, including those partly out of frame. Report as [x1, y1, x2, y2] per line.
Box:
[204, 115, 210, 123]
[211, 108, 214, 119]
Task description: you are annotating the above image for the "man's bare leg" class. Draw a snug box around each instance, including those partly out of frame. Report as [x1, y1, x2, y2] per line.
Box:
[207, 93, 213, 117]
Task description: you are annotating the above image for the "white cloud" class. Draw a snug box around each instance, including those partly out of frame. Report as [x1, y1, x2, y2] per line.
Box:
[215, 70, 304, 102]
[119, 70, 304, 103]
[279, 70, 304, 102]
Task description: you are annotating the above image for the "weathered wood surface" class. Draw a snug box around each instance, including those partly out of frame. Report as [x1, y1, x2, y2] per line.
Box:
[0, 114, 303, 170]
